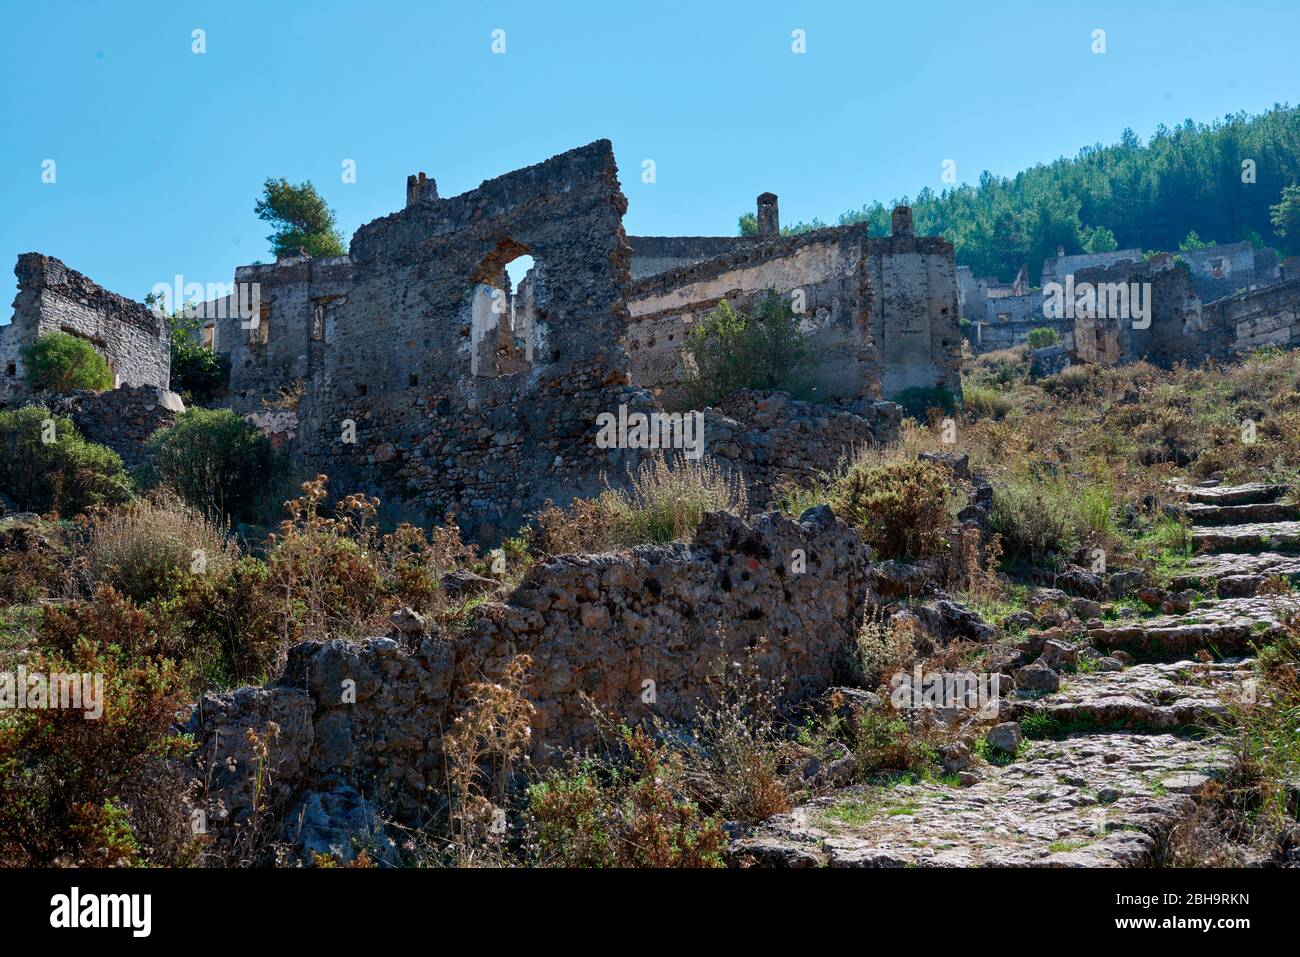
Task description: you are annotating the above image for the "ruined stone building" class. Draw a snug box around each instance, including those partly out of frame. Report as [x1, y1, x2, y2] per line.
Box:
[1064, 252, 1300, 369]
[1175, 241, 1280, 301]
[1, 143, 961, 539]
[627, 201, 962, 404]
[961, 240, 1290, 360]
[177, 141, 962, 540]
[197, 251, 354, 413]
[1, 253, 171, 405]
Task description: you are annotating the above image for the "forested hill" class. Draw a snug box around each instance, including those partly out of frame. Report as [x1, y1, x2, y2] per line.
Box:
[741, 105, 1300, 282]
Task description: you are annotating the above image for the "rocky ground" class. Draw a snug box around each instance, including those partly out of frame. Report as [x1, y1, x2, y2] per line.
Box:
[732, 481, 1298, 867]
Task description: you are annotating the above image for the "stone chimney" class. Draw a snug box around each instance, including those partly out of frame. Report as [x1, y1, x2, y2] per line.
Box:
[756, 192, 780, 238]
[406, 172, 439, 208]
[891, 205, 914, 237]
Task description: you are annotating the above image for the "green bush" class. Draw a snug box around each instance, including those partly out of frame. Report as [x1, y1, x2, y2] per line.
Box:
[989, 477, 1080, 568]
[890, 385, 959, 421]
[680, 292, 809, 408]
[1025, 326, 1060, 349]
[0, 406, 132, 514]
[167, 311, 229, 402]
[962, 382, 1016, 419]
[831, 459, 952, 561]
[143, 408, 280, 521]
[20, 332, 114, 393]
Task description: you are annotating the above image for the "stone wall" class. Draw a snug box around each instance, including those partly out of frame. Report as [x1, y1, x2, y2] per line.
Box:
[628, 235, 755, 281]
[198, 252, 354, 414]
[1212, 277, 1300, 352]
[1040, 248, 1143, 287]
[1, 254, 170, 403]
[1180, 241, 1279, 302]
[294, 140, 652, 544]
[867, 209, 963, 399]
[705, 390, 901, 507]
[185, 504, 877, 854]
[47, 385, 184, 471]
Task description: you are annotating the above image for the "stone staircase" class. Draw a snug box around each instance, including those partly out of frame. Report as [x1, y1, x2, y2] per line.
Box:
[731, 482, 1295, 868]
[1175, 481, 1300, 595]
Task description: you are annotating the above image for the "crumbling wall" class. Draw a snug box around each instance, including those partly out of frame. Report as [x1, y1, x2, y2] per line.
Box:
[198, 252, 354, 413]
[47, 385, 184, 471]
[295, 140, 652, 544]
[1073, 257, 1224, 368]
[1211, 277, 1300, 352]
[185, 504, 877, 854]
[868, 208, 963, 399]
[1179, 241, 1279, 302]
[626, 227, 877, 404]
[2, 254, 170, 400]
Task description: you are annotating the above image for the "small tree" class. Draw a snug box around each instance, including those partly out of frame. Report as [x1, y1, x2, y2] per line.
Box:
[1270, 184, 1300, 254]
[20, 332, 114, 393]
[255, 178, 347, 258]
[143, 408, 280, 521]
[681, 292, 809, 408]
[1179, 229, 1215, 251]
[1080, 225, 1117, 254]
[1026, 326, 1060, 349]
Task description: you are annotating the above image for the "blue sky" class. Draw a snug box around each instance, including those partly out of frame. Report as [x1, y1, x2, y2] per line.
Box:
[1, 0, 1297, 308]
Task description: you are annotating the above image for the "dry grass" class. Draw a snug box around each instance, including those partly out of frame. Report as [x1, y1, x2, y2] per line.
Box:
[527, 454, 748, 556]
[82, 493, 237, 604]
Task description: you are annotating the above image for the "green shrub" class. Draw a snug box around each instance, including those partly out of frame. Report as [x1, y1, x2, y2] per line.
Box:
[989, 477, 1080, 568]
[680, 292, 809, 408]
[167, 311, 230, 402]
[962, 382, 1016, 419]
[890, 385, 959, 421]
[0, 406, 132, 514]
[143, 407, 280, 521]
[831, 459, 952, 561]
[1025, 327, 1060, 349]
[20, 332, 114, 393]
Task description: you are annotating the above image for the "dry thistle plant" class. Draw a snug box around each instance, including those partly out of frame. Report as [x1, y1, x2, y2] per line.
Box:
[442, 654, 535, 864]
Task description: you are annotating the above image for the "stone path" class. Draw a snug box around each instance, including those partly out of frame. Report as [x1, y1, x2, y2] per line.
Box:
[732, 481, 1292, 868]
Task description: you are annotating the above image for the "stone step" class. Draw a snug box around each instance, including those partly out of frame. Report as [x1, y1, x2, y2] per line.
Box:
[1185, 501, 1300, 526]
[730, 732, 1236, 867]
[1087, 596, 1297, 658]
[1171, 552, 1300, 596]
[1008, 659, 1251, 732]
[1191, 521, 1300, 554]
[1173, 482, 1290, 506]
